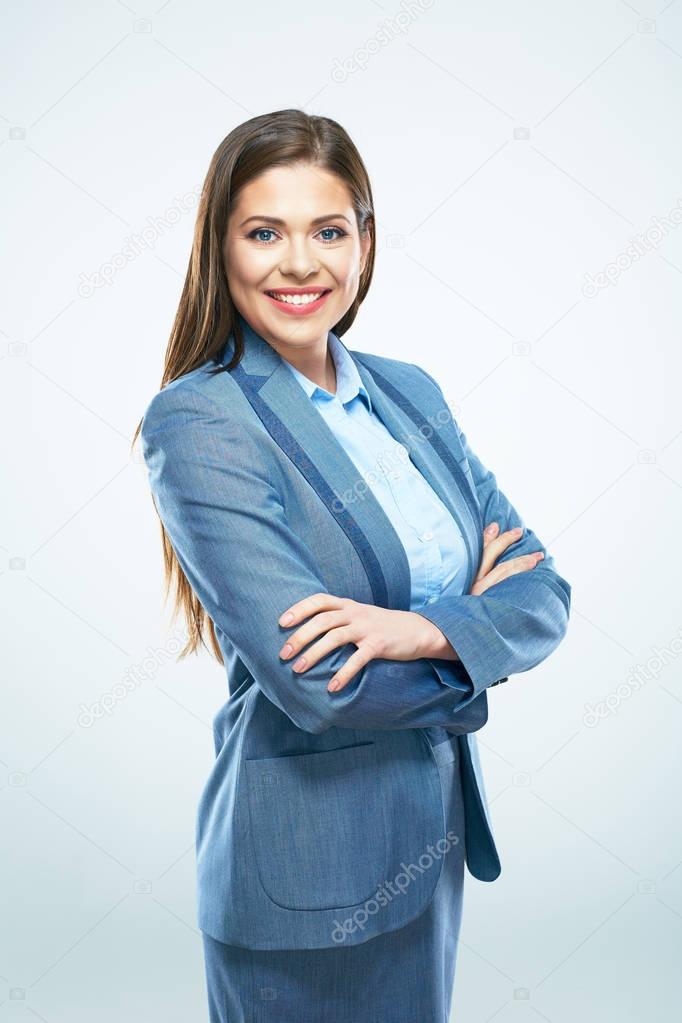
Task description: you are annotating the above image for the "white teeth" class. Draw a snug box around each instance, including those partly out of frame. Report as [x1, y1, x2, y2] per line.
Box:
[268, 291, 326, 305]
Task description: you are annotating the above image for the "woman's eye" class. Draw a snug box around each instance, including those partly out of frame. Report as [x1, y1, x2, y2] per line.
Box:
[247, 226, 347, 245]
[318, 227, 347, 243]
[248, 228, 278, 244]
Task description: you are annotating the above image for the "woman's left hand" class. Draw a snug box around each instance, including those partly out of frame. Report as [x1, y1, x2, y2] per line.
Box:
[277, 594, 445, 692]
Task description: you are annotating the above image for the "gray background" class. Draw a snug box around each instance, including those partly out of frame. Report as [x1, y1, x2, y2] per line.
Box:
[2, 1, 681, 1020]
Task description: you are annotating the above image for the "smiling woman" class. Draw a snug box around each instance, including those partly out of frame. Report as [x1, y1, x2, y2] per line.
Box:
[134, 108, 570, 1023]
[223, 161, 372, 355]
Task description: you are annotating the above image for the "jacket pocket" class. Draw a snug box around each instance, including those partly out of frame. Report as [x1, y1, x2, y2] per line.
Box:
[244, 741, 389, 911]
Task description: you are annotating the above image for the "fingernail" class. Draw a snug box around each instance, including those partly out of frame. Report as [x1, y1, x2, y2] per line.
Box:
[485, 523, 496, 533]
[280, 612, 294, 625]
[328, 679, 340, 691]
[293, 657, 306, 671]
[280, 643, 293, 658]
[513, 527, 522, 535]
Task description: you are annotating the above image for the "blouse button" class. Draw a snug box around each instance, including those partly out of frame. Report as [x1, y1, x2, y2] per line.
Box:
[421, 530, 434, 541]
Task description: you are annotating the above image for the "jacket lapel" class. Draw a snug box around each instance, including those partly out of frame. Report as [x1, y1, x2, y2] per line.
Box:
[216, 317, 480, 608]
[349, 353, 483, 594]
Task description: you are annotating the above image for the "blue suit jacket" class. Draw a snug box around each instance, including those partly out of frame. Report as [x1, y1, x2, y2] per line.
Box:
[140, 316, 571, 950]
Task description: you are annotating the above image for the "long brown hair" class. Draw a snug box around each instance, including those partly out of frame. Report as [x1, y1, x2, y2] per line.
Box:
[131, 109, 376, 663]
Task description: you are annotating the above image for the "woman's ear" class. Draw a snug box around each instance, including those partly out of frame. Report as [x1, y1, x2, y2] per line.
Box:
[359, 225, 372, 275]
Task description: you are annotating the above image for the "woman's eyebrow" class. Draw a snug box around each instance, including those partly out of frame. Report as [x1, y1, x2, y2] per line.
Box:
[239, 213, 352, 227]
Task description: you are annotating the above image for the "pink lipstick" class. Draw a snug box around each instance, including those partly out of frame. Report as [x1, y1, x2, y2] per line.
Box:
[264, 286, 332, 317]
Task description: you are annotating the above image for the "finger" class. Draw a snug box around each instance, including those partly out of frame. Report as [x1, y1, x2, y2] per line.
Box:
[289, 625, 355, 675]
[474, 526, 524, 581]
[473, 552, 538, 592]
[472, 552, 544, 595]
[279, 608, 350, 661]
[482, 522, 499, 548]
[278, 592, 346, 627]
[327, 644, 376, 692]
[486, 551, 544, 585]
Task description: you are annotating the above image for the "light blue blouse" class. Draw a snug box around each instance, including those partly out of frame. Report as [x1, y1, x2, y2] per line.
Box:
[283, 332, 469, 611]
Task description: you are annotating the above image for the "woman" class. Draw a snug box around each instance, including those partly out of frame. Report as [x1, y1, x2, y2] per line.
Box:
[134, 110, 571, 1022]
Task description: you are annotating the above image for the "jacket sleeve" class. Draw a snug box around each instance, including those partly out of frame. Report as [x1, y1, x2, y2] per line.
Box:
[140, 382, 489, 735]
[410, 364, 572, 701]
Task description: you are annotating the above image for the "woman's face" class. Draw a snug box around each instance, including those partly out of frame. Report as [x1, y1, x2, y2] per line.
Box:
[223, 162, 371, 355]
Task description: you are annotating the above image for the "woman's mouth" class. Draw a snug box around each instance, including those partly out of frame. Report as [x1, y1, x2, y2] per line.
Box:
[264, 288, 332, 316]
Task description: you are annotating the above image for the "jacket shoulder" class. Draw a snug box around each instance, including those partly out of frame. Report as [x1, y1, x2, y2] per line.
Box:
[140, 359, 239, 438]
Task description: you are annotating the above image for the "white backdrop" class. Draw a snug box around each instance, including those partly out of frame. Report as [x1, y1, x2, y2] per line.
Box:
[2, 1, 681, 1020]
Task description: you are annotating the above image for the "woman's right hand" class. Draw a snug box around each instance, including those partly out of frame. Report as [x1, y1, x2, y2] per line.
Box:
[469, 522, 544, 596]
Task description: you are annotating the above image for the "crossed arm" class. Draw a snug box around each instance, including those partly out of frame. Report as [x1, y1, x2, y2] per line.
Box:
[141, 376, 570, 735]
[275, 519, 547, 692]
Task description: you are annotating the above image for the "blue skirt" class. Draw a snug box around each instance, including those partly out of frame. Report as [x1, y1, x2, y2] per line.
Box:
[201, 739, 466, 1023]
